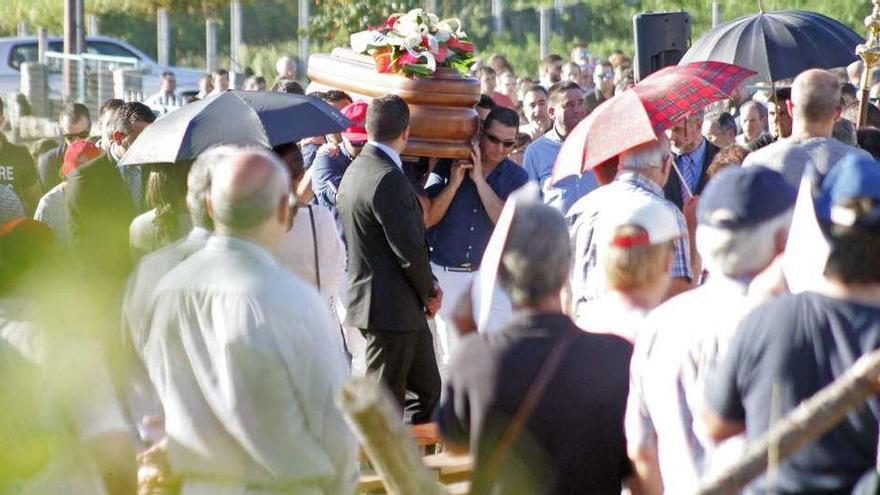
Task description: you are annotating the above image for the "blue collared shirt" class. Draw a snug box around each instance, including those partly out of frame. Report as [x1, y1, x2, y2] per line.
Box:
[675, 138, 707, 195]
[425, 158, 528, 267]
[367, 141, 403, 170]
[522, 128, 564, 189]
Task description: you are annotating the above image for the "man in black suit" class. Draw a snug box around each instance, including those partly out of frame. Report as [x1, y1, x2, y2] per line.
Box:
[336, 95, 442, 423]
[663, 112, 720, 211]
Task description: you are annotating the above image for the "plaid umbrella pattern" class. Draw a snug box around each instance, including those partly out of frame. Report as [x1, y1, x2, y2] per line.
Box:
[551, 61, 756, 183]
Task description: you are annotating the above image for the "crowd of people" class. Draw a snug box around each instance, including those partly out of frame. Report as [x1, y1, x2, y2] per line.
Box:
[1, 39, 880, 495]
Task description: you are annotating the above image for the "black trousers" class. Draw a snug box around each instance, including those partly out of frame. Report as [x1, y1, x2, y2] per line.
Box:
[361, 326, 441, 424]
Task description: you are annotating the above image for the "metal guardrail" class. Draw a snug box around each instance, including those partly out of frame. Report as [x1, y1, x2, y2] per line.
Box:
[43, 51, 142, 118]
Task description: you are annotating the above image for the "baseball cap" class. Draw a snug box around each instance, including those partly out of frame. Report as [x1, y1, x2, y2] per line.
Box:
[340, 101, 368, 143]
[62, 139, 102, 178]
[815, 153, 880, 231]
[601, 198, 684, 249]
[698, 166, 797, 229]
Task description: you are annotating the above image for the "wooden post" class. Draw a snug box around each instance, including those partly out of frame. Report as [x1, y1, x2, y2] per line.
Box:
[539, 7, 551, 60]
[492, 0, 504, 34]
[230, 0, 243, 74]
[157, 9, 170, 67]
[555, 0, 564, 14]
[712, 1, 723, 27]
[206, 19, 218, 74]
[63, 0, 76, 103]
[74, 0, 85, 53]
[336, 377, 445, 495]
[87, 14, 100, 36]
[17, 22, 28, 37]
[298, 0, 310, 73]
[698, 349, 880, 495]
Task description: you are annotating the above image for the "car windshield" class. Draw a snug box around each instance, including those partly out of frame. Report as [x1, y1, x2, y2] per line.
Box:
[9, 41, 63, 70]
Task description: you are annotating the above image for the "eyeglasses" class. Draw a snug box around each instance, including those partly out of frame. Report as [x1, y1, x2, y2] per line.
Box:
[64, 130, 90, 141]
[484, 132, 516, 148]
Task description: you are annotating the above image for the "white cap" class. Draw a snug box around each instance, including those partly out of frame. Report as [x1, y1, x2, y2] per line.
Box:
[599, 198, 684, 248]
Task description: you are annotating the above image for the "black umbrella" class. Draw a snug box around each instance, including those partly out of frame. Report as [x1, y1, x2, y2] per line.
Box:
[120, 91, 351, 166]
[680, 10, 864, 83]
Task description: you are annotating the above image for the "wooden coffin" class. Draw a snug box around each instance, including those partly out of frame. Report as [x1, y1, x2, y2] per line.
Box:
[307, 48, 480, 159]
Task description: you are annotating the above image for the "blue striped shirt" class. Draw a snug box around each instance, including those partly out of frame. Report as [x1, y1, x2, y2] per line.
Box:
[568, 171, 692, 312]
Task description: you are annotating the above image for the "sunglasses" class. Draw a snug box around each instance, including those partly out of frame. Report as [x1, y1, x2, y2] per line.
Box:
[64, 130, 90, 141]
[484, 132, 516, 148]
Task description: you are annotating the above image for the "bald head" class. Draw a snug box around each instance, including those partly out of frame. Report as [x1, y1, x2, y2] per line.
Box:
[791, 69, 841, 124]
[209, 149, 291, 234]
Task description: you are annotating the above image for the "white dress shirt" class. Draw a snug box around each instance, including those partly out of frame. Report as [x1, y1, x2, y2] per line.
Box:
[367, 141, 403, 169]
[143, 236, 356, 494]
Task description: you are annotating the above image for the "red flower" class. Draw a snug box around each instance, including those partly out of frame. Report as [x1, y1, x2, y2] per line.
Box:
[435, 45, 448, 63]
[446, 38, 475, 53]
[398, 50, 423, 66]
[373, 47, 394, 73]
[383, 14, 399, 30]
[421, 35, 430, 49]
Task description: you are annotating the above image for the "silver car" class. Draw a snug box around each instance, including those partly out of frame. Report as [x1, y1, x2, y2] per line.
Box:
[0, 35, 206, 103]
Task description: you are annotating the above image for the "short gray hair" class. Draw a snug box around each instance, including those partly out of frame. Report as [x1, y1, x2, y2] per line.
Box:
[619, 135, 671, 172]
[209, 148, 290, 232]
[499, 203, 571, 306]
[696, 208, 793, 277]
[740, 100, 768, 120]
[188, 145, 254, 229]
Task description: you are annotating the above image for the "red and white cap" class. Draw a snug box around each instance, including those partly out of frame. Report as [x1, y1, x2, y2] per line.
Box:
[600, 198, 684, 249]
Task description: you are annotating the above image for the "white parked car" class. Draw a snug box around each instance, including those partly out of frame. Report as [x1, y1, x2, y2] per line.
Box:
[0, 35, 206, 103]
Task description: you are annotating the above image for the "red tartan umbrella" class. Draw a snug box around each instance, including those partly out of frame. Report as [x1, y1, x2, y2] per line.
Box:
[551, 61, 756, 184]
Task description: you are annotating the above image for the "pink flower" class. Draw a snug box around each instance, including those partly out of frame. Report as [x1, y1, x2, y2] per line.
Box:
[434, 45, 448, 63]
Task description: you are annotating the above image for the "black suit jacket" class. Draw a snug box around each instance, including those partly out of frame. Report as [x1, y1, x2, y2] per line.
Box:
[663, 140, 720, 211]
[337, 144, 434, 332]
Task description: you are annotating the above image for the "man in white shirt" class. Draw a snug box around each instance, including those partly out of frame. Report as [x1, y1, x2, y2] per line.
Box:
[142, 148, 356, 494]
[145, 71, 181, 115]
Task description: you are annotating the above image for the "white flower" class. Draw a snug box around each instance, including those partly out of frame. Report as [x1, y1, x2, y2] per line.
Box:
[427, 13, 439, 26]
[351, 30, 387, 53]
[417, 23, 429, 36]
[396, 17, 419, 37]
[435, 26, 451, 42]
[424, 34, 438, 52]
[403, 33, 422, 50]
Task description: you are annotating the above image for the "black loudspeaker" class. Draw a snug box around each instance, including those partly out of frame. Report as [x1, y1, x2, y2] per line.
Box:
[633, 11, 692, 82]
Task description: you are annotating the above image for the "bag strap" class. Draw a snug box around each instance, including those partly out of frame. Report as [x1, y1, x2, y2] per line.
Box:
[307, 205, 321, 290]
[483, 329, 579, 488]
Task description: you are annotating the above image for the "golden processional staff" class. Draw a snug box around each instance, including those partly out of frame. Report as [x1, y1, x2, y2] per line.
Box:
[858, 1, 880, 127]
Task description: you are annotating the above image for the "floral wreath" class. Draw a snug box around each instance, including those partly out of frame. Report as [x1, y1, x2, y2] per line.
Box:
[351, 8, 476, 76]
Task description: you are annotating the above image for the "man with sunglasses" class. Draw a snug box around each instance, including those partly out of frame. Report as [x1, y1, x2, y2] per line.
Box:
[37, 102, 91, 191]
[423, 106, 528, 378]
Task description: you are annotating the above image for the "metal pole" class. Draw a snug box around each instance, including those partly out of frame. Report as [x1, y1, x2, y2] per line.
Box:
[857, 0, 880, 127]
[206, 19, 218, 74]
[230, 0, 243, 74]
[38, 27, 48, 64]
[492, 0, 504, 34]
[74, 0, 85, 53]
[298, 0, 310, 73]
[157, 9, 170, 67]
[87, 14, 100, 36]
[555, 0, 564, 15]
[540, 7, 551, 60]
[63, 0, 75, 103]
[712, 1, 723, 28]
[17, 22, 28, 37]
